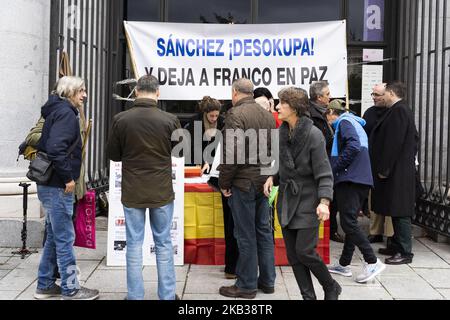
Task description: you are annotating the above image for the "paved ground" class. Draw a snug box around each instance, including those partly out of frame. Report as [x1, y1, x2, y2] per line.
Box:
[1, 217, 450, 300]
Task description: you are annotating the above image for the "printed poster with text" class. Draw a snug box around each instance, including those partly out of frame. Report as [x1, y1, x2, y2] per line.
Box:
[106, 157, 185, 266]
[124, 20, 348, 100]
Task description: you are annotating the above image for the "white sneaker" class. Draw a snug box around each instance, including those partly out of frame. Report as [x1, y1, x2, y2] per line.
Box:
[327, 261, 353, 277]
[355, 259, 386, 283]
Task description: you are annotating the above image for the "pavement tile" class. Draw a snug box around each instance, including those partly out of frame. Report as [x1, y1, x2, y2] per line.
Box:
[143, 265, 189, 282]
[142, 282, 184, 300]
[74, 246, 107, 261]
[0, 268, 37, 292]
[379, 274, 443, 299]
[15, 279, 60, 301]
[98, 292, 127, 300]
[77, 260, 102, 281]
[96, 257, 126, 270]
[181, 294, 235, 300]
[0, 257, 23, 270]
[0, 249, 13, 257]
[0, 270, 10, 280]
[408, 251, 450, 269]
[414, 268, 450, 289]
[411, 238, 432, 252]
[378, 263, 416, 276]
[437, 289, 450, 300]
[418, 238, 450, 263]
[241, 287, 290, 300]
[84, 269, 127, 292]
[0, 291, 21, 300]
[184, 271, 235, 294]
[338, 285, 393, 300]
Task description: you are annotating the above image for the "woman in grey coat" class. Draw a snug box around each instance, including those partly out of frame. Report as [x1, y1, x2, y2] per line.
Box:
[264, 87, 341, 300]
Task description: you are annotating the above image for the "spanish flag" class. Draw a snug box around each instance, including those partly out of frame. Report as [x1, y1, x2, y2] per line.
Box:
[184, 183, 330, 265]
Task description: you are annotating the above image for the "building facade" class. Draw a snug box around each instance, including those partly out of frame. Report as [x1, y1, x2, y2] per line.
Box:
[0, 0, 449, 246]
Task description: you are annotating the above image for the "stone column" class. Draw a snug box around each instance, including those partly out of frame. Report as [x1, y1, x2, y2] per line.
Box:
[0, 0, 51, 246]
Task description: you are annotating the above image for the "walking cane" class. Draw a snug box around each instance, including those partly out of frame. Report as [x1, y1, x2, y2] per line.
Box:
[12, 182, 38, 259]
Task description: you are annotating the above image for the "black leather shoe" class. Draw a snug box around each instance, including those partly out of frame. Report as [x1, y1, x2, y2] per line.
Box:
[257, 283, 275, 294]
[324, 281, 342, 300]
[368, 235, 384, 243]
[385, 253, 413, 265]
[378, 247, 397, 256]
[219, 285, 256, 299]
[330, 232, 345, 243]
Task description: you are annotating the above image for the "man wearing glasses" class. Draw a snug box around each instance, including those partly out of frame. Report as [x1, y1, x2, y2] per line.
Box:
[363, 84, 395, 249]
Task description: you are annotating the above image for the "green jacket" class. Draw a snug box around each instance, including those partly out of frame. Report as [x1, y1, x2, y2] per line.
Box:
[106, 98, 181, 208]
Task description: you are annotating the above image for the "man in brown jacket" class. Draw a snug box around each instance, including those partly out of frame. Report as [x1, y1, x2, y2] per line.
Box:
[106, 75, 180, 300]
[218, 78, 276, 299]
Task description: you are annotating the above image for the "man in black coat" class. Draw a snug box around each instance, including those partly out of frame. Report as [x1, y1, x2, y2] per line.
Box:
[369, 81, 418, 265]
[363, 84, 394, 244]
[308, 81, 344, 243]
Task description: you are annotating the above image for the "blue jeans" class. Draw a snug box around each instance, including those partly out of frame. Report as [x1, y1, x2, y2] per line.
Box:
[123, 202, 176, 300]
[228, 185, 276, 291]
[37, 185, 80, 296]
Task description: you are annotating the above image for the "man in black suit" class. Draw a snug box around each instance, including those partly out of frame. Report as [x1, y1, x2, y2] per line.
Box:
[369, 81, 418, 265]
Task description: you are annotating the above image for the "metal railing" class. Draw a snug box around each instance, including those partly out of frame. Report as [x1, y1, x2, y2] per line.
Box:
[49, 0, 125, 215]
[399, 0, 450, 236]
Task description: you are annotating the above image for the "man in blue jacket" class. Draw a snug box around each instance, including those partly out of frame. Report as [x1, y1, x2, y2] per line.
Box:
[325, 102, 385, 283]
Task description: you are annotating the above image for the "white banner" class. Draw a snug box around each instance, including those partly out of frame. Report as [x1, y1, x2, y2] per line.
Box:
[106, 157, 185, 266]
[124, 20, 348, 100]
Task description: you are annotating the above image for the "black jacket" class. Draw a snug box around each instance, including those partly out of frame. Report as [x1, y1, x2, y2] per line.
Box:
[275, 117, 333, 229]
[38, 95, 82, 188]
[369, 100, 418, 217]
[184, 113, 225, 166]
[308, 101, 334, 156]
[362, 105, 387, 138]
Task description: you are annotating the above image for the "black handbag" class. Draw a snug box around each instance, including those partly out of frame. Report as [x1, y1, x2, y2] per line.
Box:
[26, 136, 80, 184]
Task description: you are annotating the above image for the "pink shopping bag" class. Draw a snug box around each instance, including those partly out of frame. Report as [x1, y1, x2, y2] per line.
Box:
[74, 190, 96, 249]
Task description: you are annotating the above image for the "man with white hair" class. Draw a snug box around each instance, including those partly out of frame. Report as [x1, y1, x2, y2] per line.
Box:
[363, 83, 394, 246]
[34, 76, 99, 300]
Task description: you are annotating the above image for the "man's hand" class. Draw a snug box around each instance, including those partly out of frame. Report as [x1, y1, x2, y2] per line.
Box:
[378, 173, 388, 179]
[221, 189, 232, 197]
[65, 180, 75, 193]
[264, 176, 274, 197]
[316, 203, 330, 222]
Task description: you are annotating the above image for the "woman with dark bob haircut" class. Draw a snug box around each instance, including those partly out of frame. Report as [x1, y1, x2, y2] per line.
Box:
[264, 87, 342, 300]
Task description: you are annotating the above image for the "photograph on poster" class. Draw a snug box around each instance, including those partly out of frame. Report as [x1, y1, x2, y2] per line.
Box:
[114, 241, 127, 251]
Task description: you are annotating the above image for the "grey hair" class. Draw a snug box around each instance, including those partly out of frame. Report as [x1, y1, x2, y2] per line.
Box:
[232, 78, 254, 95]
[309, 81, 329, 101]
[136, 74, 159, 93]
[54, 76, 85, 99]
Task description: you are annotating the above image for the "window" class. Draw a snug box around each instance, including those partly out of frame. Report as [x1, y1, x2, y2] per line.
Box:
[348, 0, 384, 42]
[258, 0, 341, 23]
[168, 0, 250, 23]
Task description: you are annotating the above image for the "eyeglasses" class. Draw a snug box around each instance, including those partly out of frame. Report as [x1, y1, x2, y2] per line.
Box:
[371, 92, 384, 97]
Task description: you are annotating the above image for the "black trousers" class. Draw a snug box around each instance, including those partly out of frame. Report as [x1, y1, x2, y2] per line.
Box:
[390, 217, 414, 257]
[282, 226, 335, 300]
[335, 182, 377, 266]
[222, 194, 239, 274]
[329, 198, 339, 234]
